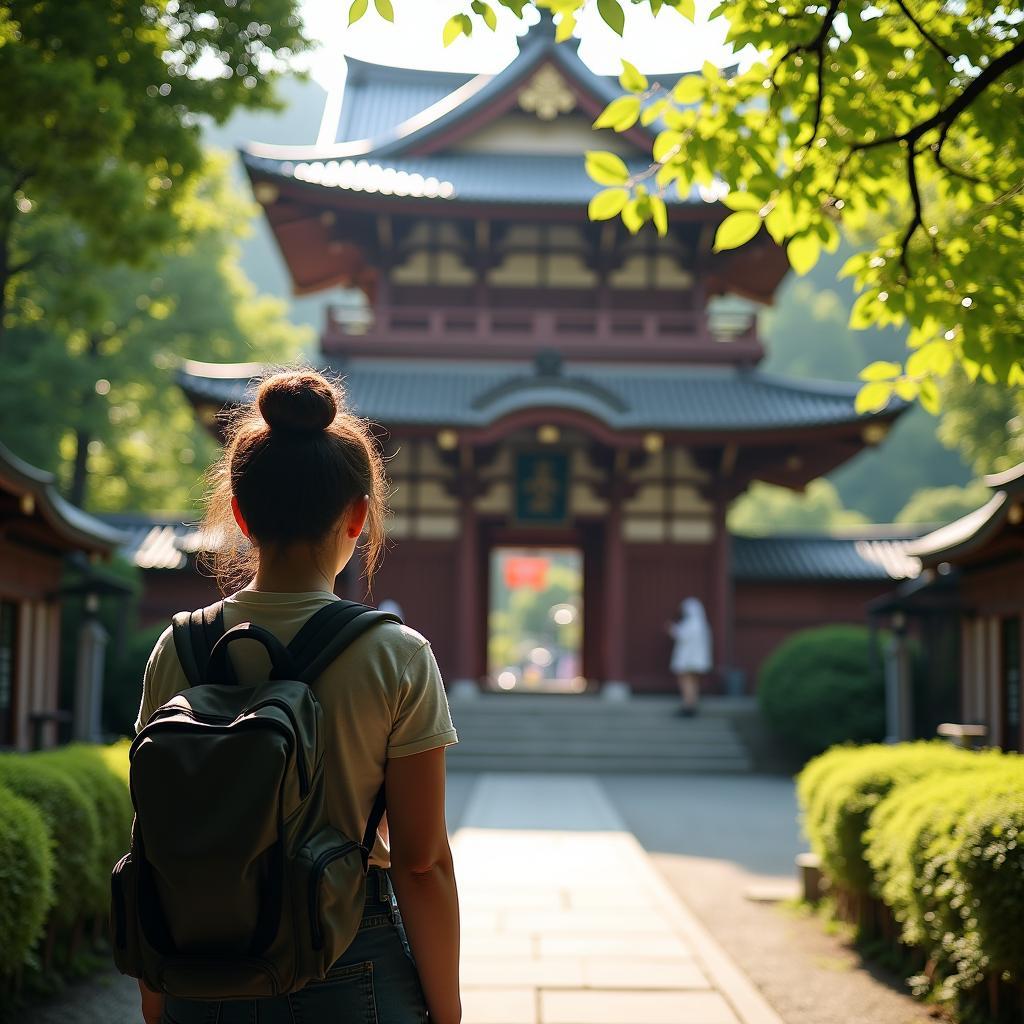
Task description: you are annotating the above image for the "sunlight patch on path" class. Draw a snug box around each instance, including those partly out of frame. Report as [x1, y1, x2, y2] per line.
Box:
[452, 774, 785, 1024]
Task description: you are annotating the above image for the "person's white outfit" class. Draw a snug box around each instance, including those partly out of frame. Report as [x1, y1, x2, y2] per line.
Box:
[669, 597, 712, 675]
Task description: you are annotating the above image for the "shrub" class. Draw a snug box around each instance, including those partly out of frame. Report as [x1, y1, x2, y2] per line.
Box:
[951, 785, 1024, 986]
[35, 745, 134, 913]
[864, 752, 1022, 951]
[0, 786, 53, 977]
[758, 625, 886, 759]
[797, 741, 973, 894]
[0, 757, 101, 930]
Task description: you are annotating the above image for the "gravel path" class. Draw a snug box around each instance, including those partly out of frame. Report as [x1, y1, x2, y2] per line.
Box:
[601, 773, 939, 1024]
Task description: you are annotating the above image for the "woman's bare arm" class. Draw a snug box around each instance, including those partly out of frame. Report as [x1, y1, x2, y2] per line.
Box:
[385, 746, 461, 1024]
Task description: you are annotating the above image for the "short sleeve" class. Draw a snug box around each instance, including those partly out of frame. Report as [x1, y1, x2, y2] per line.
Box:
[133, 626, 176, 736]
[387, 642, 459, 758]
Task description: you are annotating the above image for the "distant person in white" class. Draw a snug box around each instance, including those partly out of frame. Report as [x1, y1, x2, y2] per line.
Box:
[667, 598, 712, 717]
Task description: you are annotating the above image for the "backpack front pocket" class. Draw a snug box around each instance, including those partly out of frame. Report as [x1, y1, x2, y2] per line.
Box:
[297, 827, 367, 977]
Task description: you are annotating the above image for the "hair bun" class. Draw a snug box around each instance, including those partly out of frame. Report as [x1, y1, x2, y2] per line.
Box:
[257, 371, 337, 435]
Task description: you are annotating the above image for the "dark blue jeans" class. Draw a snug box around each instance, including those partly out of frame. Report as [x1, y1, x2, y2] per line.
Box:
[162, 868, 429, 1024]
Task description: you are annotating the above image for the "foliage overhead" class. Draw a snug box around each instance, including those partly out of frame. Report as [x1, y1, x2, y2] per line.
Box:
[349, 1, 1024, 410]
[0, 0, 307, 342]
[0, 156, 309, 511]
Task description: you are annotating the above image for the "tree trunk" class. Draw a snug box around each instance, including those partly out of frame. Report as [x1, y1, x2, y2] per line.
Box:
[68, 333, 101, 507]
[69, 427, 92, 508]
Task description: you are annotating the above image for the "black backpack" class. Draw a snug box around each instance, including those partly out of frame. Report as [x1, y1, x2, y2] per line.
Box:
[111, 599, 400, 999]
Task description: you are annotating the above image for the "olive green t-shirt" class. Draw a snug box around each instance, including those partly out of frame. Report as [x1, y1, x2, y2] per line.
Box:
[134, 589, 458, 869]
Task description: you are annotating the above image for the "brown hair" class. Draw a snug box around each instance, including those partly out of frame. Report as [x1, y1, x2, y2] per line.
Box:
[200, 368, 388, 594]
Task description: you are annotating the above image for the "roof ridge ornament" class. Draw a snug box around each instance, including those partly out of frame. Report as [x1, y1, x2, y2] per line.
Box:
[517, 63, 577, 121]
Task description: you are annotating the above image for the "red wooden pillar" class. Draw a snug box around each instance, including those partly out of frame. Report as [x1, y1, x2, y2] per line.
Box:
[455, 451, 480, 684]
[709, 487, 733, 690]
[603, 456, 627, 683]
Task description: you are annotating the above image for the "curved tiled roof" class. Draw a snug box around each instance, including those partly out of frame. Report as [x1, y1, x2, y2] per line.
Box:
[243, 151, 704, 207]
[0, 442, 126, 553]
[111, 510, 919, 584]
[179, 358, 903, 433]
[732, 533, 921, 582]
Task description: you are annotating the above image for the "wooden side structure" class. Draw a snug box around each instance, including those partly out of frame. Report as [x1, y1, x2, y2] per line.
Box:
[0, 444, 124, 749]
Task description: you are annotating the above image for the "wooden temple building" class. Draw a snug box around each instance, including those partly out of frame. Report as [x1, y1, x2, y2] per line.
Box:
[0, 443, 126, 748]
[176, 16, 913, 694]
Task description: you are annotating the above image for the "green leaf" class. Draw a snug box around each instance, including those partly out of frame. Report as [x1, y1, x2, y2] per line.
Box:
[589, 188, 629, 221]
[672, 76, 704, 104]
[443, 14, 465, 45]
[348, 0, 369, 25]
[855, 381, 894, 415]
[712, 211, 760, 252]
[497, 0, 528, 14]
[593, 95, 641, 132]
[652, 130, 683, 163]
[907, 341, 954, 378]
[597, 0, 625, 35]
[619, 59, 648, 94]
[622, 198, 646, 234]
[471, 0, 498, 30]
[640, 98, 667, 126]
[787, 232, 821, 276]
[918, 379, 941, 415]
[849, 292, 878, 330]
[585, 150, 630, 186]
[374, 0, 394, 20]
[664, 0, 696, 19]
[649, 194, 668, 237]
[722, 191, 762, 213]
[858, 361, 901, 382]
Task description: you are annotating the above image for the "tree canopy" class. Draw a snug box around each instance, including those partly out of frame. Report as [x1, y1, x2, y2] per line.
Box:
[352, 0, 1023, 412]
[0, 0, 306, 344]
[0, 156, 309, 511]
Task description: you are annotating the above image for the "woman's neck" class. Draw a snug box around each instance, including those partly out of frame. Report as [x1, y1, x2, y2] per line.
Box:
[249, 545, 338, 595]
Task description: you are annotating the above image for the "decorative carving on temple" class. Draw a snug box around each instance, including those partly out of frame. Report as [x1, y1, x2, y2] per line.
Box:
[517, 65, 576, 121]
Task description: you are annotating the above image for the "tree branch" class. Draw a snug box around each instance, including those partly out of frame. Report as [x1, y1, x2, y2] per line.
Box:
[850, 36, 1024, 153]
[893, 0, 955, 63]
[898, 148, 926, 276]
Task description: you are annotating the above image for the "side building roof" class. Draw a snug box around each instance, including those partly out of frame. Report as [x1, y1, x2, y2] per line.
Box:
[0, 442, 126, 555]
[112, 513, 919, 585]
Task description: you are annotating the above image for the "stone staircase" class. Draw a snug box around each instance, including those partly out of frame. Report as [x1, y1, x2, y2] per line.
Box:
[445, 694, 755, 774]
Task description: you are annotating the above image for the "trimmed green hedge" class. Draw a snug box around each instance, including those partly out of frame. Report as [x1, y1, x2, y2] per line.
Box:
[36, 745, 134, 916]
[0, 741, 133, 987]
[799, 742, 1024, 1012]
[759, 625, 887, 759]
[0, 757, 101, 931]
[0, 787, 53, 977]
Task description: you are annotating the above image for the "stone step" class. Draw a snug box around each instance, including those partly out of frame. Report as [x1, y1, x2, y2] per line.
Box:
[446, 753, 753, 774]
[452, 741, 749, 757]
[444, 694, 756, 773]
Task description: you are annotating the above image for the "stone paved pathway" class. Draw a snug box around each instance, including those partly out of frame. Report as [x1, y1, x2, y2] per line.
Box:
[454, 774, 783, 1024]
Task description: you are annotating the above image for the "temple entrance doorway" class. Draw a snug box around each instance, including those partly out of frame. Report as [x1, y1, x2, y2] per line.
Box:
[487, 546, 585, 693]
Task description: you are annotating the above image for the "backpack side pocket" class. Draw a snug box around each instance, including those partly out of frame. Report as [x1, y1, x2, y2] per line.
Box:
[110, 850, 143, 979]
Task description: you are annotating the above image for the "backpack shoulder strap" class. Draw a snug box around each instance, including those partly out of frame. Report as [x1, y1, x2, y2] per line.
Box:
[287, 600, 403, 865]
[288, 600, 403, 684]
[171, 600, 226, 688]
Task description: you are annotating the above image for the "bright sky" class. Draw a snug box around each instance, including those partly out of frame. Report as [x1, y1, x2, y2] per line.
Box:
[296, 0, 740, 93]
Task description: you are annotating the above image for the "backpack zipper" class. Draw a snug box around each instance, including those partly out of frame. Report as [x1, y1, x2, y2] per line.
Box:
[133, 708, 310, 799]
[309, 842, 361, 948]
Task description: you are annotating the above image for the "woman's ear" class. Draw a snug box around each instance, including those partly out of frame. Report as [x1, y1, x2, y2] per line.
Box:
[346, 495, 370, 539]
[230, 495, 251, 539]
